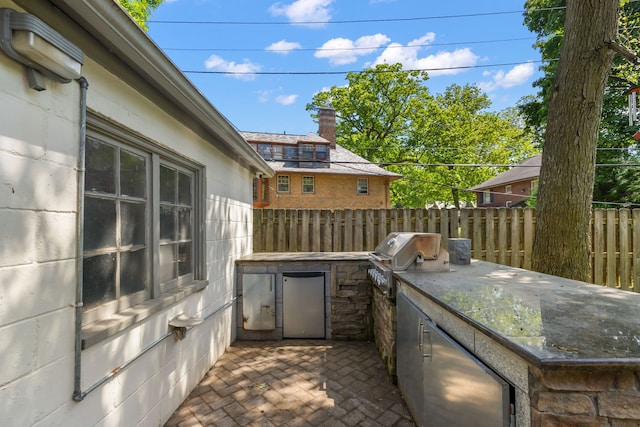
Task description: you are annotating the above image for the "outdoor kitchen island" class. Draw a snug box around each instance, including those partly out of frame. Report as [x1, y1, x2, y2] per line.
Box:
[395, 260, 640, 427]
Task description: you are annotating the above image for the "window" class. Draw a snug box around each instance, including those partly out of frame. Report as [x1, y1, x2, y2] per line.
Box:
[316, 144, 328, 161]
[277, 175, 290, 192]
[253, 178, 269, 206]
[302, 176, 315, 193]
[283, 146, 297, 160]
[300, 144, 314, 159]
[272, 145, 283, 160]
[482, 190, 492, 204]
[531, 179, 539, 194]
[257, 144, 271, 160]
[505, 185, 512, 194]
[82, 122, 204, 329]
[357, 178, 369, 194]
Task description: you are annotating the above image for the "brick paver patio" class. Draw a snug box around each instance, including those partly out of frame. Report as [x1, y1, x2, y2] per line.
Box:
[165, 340, 414, 426]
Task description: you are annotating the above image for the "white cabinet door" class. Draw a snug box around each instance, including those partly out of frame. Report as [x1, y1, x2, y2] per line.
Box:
[243, 274, 275, 330]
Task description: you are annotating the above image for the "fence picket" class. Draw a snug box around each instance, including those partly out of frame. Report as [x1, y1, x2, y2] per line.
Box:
[252, 207, 638, 290]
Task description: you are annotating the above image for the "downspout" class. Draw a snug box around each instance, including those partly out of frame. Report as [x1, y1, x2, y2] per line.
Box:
[73, 76, 88, 401]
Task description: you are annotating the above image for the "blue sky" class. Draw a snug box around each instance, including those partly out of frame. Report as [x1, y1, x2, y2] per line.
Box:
[147, 0, 542, 135]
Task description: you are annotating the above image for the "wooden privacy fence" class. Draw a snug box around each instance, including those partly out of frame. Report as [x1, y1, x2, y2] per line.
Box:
[253, 208, 640, 291]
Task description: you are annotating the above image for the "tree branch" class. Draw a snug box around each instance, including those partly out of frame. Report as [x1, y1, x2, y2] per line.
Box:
[608, 40, 640, 64]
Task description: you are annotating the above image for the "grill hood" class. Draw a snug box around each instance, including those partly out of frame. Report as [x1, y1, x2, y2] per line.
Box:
[371, 232, 449, 271]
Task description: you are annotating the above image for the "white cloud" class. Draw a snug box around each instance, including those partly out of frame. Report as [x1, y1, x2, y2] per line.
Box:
[269, 0, 333, 27]
[266, 40, 302, 55]
[479, 62, 535, 92]
[204, 54, 262, 80]
[315, 34, 390, 65]
[373, 33, 479, 76]
[374, 33, 479, 77]
[276, 94, 299, 105]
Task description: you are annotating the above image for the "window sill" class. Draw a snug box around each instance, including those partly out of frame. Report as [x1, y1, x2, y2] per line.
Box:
[81, 280, 208, 350]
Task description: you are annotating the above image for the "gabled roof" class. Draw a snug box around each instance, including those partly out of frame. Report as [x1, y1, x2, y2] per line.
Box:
[470, 155, 541, 191]
[240, 131, 402, 178]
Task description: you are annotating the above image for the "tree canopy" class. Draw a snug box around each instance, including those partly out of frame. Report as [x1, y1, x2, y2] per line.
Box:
[117, 0, 164, 30]
[307, 63, 538, 208]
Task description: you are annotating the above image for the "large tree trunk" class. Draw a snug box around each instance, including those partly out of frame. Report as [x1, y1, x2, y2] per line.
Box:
[531, 0, 618, 282]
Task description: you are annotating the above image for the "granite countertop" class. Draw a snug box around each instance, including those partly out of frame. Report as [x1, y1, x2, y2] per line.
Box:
[395, 260, 640, 368]
[237, 252, 371, 263]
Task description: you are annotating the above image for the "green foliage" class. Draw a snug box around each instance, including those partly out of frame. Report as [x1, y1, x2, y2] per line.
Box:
[521, 0, 640, 206]
[307, 64, 539, 208]
[117, 0, 164, 30]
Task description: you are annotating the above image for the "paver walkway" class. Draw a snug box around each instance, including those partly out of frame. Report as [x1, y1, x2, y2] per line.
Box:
[165, 340, 415, 426]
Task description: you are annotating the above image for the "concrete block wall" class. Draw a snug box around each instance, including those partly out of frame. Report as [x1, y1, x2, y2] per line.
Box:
[0, 2, 255, 424]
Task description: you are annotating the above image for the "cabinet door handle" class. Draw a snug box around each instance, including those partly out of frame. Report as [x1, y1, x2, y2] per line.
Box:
[420, 322, 432, 358]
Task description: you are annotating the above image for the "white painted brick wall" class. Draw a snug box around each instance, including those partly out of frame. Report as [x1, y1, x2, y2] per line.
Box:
[0, 3, 256, 426]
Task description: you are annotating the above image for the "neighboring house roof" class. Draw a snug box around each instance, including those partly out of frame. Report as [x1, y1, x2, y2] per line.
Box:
[241, 132, 329, 145]
[470, 155, 542, 191]
[41, 0, 273, 177]
[240, 131, 402, 178]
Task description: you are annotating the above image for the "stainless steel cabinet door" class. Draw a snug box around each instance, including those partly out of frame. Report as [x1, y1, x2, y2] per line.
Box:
[422, 317, 510, 426]
[397, 294, 428, 427]
[283, 272, 325, 338]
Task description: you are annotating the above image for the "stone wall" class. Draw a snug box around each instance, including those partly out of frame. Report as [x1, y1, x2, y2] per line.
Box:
[530, 366, 640, 426]
[330, 261, 374, 340]
[372, 286, 397, 381]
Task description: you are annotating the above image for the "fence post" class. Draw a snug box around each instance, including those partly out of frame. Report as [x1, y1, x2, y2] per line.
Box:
[312, 209, 321, 252]
[365, 209, 375, 250]
[354, 209, 364, 251]
[344, 209, 353, 251]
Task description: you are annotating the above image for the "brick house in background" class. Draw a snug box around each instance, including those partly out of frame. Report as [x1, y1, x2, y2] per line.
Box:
[470, 155, 541, 207]
[242, 108, 402, 209]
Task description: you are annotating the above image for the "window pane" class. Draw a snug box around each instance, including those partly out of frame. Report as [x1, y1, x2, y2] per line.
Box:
[83, 253, 116, 308]
[85, 140, 115, 194]
[120, 249, 146, 296]
[277, 176, 289, 192]
[316, 145, 327, 160]
[120, 150, 146, 198]
[160, 166, 176, 203]
[84, 197, 116, 250]
[160, 205, 176, 241]
[284, 146, 296, 160]
[178, 242, 192, 276]
[121, 201, 146, 246]
[178, 207, 192, 240]
[178, 172, 192, 205]
[159, 244, 177, 283]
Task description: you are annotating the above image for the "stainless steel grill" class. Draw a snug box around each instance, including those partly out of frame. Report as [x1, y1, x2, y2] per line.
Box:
[368, 232, 449, 298]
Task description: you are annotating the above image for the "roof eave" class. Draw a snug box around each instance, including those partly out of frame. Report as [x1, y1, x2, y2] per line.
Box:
[41, 0, 273, 177]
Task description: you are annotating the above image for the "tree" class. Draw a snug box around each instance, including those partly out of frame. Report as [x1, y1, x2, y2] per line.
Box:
[531, 0, 619, 281]
[117, 0, 164, 30]
[307, 64, 537, 208]
[522, 0, 640, 206]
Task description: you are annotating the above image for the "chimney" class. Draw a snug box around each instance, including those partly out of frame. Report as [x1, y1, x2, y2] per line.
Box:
[318, 107, 336, 148]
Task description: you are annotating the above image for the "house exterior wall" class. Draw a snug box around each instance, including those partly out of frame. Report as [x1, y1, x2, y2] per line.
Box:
[0, 2, 253, 425]
[476, 179, 536, 208]
[262, 173, 391, 209]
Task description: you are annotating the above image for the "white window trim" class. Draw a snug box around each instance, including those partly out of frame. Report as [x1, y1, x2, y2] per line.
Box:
[302, 176, 315, 193]
[357, 178, 369, 195]
[82, 114, 207, 349]
[277, 175, 290, 193]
